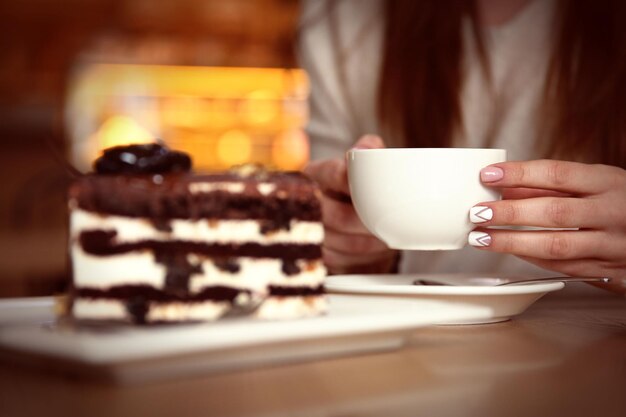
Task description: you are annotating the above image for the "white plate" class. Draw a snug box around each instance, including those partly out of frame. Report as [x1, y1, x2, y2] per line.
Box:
[326, 274, 565, 325]
[0, 296, 56, 326]
[0, 294, 491, 384]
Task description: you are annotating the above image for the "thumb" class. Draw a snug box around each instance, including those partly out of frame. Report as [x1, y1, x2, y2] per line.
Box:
[352, 134, 386, 150]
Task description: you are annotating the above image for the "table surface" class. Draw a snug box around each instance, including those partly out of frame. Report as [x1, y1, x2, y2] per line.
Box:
[1, 284, 625, 417]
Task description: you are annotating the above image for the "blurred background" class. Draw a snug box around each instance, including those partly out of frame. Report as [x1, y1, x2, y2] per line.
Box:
[0, 0, 308, 298]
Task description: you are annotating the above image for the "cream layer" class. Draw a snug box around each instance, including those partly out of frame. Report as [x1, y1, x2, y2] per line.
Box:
[254, 296, 327, 320]
[72, 246, 326, 291]
[188, 182, 246, 194]
[187, 181, 277, 195]
[70, 208, 323, 245]
[72, 298, 229, 322]
[72, 296, 325, 322]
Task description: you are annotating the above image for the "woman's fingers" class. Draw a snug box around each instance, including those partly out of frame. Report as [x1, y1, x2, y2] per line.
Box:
[468, 229, 624, 260]
[304, 158, 350, 195]
[471, 159, 626, 281]
[470, 197, 605, 229]
[350, 134, 386, 150]
[322, 226, 396, 274]
[320, 195, 371, 234]
[324, 227, 389, 254]
[322, 246, 397, 274]
[303, 134, 385, 195]
[501, 188, 571, 200]
[482, 160, 622, 194]
[304, 134, 390, 274]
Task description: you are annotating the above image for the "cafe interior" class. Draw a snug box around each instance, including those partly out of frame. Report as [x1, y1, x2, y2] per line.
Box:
[1, 0, 305, 298]
[0, 1, 624, 416]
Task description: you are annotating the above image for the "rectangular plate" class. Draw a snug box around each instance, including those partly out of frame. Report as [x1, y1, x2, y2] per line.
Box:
[0, 295, 491, 383]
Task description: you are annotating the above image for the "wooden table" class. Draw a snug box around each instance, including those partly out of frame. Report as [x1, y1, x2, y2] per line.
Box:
[1, 284, 624, 417]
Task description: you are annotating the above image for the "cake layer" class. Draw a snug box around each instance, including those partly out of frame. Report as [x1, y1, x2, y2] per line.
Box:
[73, 286, 325, 323]
[75, 284, 323, 301]
[75, 284, 249, 302]
[73, 285, 252, 323]
[70, 209, 324, 245]
[72, 296, 327, 322]
[77, 230, 322, 259]
[72, 298, 231, 323]
[68, 172, 321, 222]
[72, 247, 326, 291]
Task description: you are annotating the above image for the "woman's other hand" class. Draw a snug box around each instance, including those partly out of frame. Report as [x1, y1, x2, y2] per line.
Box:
[304, 135, 398, 274]
[469, 160, 626, 292]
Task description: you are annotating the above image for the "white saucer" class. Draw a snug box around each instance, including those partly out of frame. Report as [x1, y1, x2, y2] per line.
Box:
[326, 274, 565, 325]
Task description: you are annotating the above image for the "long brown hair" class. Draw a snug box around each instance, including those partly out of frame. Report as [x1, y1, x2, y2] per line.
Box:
[378, 0, 626, 167]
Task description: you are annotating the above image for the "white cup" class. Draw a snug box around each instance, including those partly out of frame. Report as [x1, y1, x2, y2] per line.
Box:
[347, 148, 507, 250]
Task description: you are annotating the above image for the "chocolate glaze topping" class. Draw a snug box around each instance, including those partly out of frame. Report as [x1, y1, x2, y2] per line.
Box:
[70, 173, 321, 222]
[94, 143, 191, 175]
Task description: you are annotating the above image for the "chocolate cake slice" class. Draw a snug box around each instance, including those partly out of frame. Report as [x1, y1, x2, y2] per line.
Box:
[68, 144, 326, 323]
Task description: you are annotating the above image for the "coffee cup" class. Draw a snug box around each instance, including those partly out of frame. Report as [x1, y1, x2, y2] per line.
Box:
[347, 148, 506, 250]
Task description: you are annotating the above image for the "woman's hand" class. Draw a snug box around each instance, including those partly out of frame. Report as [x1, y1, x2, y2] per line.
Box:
[468, 159, 626, 291]
[304, 135, 398, 274]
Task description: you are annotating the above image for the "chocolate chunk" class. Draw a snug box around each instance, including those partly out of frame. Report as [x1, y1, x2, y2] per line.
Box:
[213, 258, 241, 273]
[151, 218, 173, 232]
[259, 217, 292, 235]
[79, 230, 117, 252]
[125, 296, 149, 324]
[164, 269, 190, 296]
[155, 252, 203, 296]
[268, 285, 325, 296]
[94, 143, 192, 175]
[281, 259, 301, 276]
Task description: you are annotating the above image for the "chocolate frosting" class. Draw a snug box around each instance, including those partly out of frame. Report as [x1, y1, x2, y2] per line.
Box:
[94, 143, 191, 175]
[69, 172, 322, 222]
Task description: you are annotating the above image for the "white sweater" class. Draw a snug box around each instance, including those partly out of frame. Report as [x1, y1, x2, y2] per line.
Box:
[299, 0, 560, 277]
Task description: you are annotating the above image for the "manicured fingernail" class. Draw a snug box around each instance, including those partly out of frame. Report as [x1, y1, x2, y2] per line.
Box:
[469, 206, 493, 223]
[353, 134, 383, 149]
[469, 231, 491, 247]
[481, 167, 504, 182]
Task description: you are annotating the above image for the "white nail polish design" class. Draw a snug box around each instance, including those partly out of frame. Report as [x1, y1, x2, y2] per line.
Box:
[469, 206, 493, 223]
[469, 231, 491, 247]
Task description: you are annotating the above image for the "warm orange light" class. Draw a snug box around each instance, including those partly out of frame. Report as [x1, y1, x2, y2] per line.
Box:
[96, 115, 155, 151]
[169, 133, 217, 171]
[271, 129, 309, 170]
[205, 100, 238, 129]
[67, 64, 310, 171]
[75, 65, 308, 99]
[161, 97, 211, 129]
[217, 129, 253, 166]
[242, 90, 280, 125]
